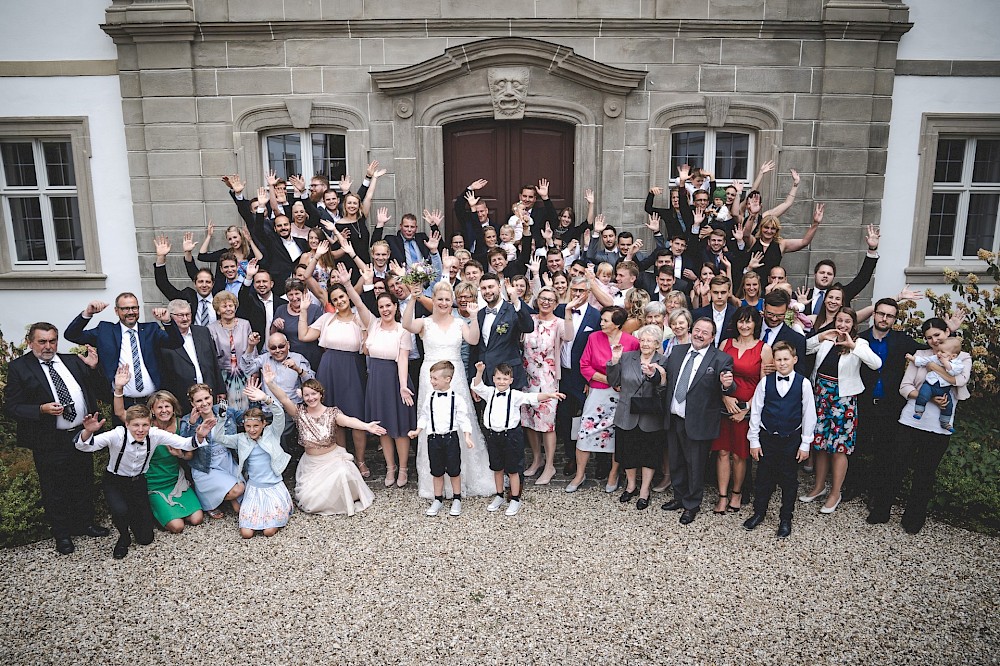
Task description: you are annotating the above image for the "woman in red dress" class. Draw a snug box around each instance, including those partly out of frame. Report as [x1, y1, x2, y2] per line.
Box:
[711, 306, 773, 513]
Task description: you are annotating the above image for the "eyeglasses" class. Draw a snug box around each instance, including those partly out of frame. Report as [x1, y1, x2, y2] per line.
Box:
[117, 306, 140, 312]
[537, 297, 557, 304]
[268, 344, 287, 350]
[874, 311, 897, 319]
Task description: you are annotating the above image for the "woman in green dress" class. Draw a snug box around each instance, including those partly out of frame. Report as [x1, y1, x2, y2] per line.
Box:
[113, 366, 204, 533]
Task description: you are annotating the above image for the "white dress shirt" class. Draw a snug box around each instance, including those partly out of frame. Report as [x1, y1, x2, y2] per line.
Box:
[180, 329, 204, 384]
[417, 388, 473, 436]
[748, 372, 818, 452]
[761, 322, 784, 345]
[471, 382, 541, 432]
[39, 356, 86, 430]
[481, 302, 500, 346]
[118, 323, 155, 397]
[711, 306, 726, 346]
[195, 295, 217, 325]
[561, 303, 589, 369]
[262, 294, 275, 335]
[670, 346, 707, 419]
[76, 426, 200, 477]
[281, 237, 302, 262]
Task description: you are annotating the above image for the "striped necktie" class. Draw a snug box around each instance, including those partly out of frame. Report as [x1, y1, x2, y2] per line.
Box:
[128, 329, 144, 393]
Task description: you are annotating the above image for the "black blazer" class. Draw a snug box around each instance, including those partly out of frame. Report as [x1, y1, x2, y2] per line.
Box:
[236, 287, 270, 346]
[554, 303, 602, 402]
[153, 261, 216, 311]
[659, 343, 735, 441]
[859, 328, 922, 414]
[807, 254, 879, 308]
[770, 324, 808, 376]
[692, 303, 737, 346]
[3, 352, 108, 449]
[158, 325, 222, 412]
[383, 231, 431, 266]
[475, 301, 535, 389]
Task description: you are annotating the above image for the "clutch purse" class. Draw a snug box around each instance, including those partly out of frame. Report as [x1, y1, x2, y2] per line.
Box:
[630, 395, 663, 414]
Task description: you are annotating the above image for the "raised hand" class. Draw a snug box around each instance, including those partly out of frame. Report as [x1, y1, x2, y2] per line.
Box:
[649, 186, 663, 196]
[812, 203, 825, 226]
[747, 251, 765, 271]
[527, 256, 541, 276]
[464, 191, 479, 209]
[154, 235, 171, 257]
[790, 169, 800, 186]
[866, 224, 880, 251]
[205, 221, 215, 238]
[748, 197, 761, 215]
[365, 160, 379, 179]
[536, 178, 550, 199]
[388, 259, 405, 277]
[315, 239, 330, 258]
[693, 209, 705, 226]
[226, 174, 244, 195]
[897, 286, 924, 302]
[261, 363, 277, 385]
[78, 345, 98, 370]
[795, 285, 811, 305]
[541, 222, 553, 244]
[376, 206, 391, 228]
[114, 362, 131, 390]
[422, 208, 444, 228]
[733, 219, 746, 243]
[372, 167, 387, 179]
[265, 169, 278, 186]
[584, 188, 594, 204]
[360, 262, 374, 285]
[84, 300, 109, 317]
[247, 331, 261, 349]
[152, 307, 170, 323]
[182, 231, 196, 254]
[335, 262, 352, 284]
[757, 160, 775, 176]
[424, 230, 441, 254]
[593, 213, 606, 233]
[256, 186, 267, 208]
[677, 164, 691, 181]
[245, 257, 259, 280]
[82, 412, 106, 434]
[339, 175, 353, 194]
[195, 416, 217, 440]
[646, 213, 661, 234]
[289, 174, 306, 192]
[469, 178, 488, 191]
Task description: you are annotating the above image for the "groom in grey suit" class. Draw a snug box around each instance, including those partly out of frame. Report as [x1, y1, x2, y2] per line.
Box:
[475, 273, 534, 389]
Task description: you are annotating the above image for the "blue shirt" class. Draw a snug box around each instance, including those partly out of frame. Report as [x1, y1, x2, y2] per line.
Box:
[868, 334, 889, 398]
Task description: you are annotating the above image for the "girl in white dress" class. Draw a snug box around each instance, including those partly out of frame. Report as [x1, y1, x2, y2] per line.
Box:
[402, 281, 496, 498]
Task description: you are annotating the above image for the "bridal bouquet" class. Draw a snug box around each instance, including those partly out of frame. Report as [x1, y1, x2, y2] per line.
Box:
[400, 259, 438, 287]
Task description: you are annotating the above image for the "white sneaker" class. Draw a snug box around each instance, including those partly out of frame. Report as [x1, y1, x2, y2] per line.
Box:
[425, 499, 443, 517]
[505, 499, 522, 516]
[487, 495, 506, 512]
[449, 499, 462, 516]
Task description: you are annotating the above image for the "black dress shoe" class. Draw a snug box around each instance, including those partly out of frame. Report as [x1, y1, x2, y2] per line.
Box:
[743, 513, 766, 531]
[866, 512, 890, 525]
[112, 538, 131, 560]
[636, 497, 649, 510]
[619, 489, 638, 503]
[776, 519, 792, 538]
[55, 537, 75, 555]
[74, 524, 110, 538]
[679, 508, 698, 524]
[661, 499, 684, 511]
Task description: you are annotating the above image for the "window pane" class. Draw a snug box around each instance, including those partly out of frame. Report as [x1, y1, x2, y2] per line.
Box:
[671, 131, 705, 173]
[266, 134, 302, 181]
[926, 192, 959, 256]
[8, 196, 46, 262]
[972, 139, 1000, 183]
[1, 142, 38, 187]
[962, 193, 999, 257]
[311, 133, 347, 182]
[51, 196, 84, 261]
[714, 132, 749, 180]
[43, 141, 76, 187]
[934, 138, 966, 183]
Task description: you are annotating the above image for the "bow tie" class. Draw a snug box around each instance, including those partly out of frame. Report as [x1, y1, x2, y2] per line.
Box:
[777, 375, 791, 382]
[571, 309, 581, 314]
[495, 391, 508, 397]
[132, 440, 147, 446]
[485, 307, 499, 315]
[436, 392, 450, 397]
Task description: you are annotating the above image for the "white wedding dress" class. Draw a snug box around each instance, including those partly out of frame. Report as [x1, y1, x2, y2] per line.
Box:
[416, 317, 495, 499]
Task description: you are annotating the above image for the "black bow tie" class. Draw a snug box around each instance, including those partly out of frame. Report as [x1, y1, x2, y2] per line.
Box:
[485, 307, 498, 315]
[436, 392, 449, 397]
[132, 440, 147, 446]
[777, 375, 791, 382]
[571, 309, 581, 314]
[495, 391, 508, 397]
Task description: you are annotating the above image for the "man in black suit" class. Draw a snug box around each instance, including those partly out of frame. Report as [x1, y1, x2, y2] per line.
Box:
[640, 235, 698, 295]
[475, 274, 534, 389]
[237, 263, 277, 348]
[660, 317, 736, 524]
[379, 213, 435, 266]
[246, 211, 310, 296]
[804, 225, 880, 314]
[554, 278, 602, 475]
[3, 322, 110, 554]
[153, 235, 218, 326]
[760, 290, 807, 375]
[454, 178, 497, 254]
[693, 275, 737, 347]
[849, 298, 921, 504]
[160, 300, 222, 412]
[521, 179, 560, 247]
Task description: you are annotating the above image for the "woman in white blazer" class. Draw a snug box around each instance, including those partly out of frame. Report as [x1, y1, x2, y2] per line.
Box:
[800, 307, 882, 513]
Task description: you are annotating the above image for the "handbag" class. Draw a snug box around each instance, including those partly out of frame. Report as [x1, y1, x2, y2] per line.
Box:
[630, 394, 663, 414]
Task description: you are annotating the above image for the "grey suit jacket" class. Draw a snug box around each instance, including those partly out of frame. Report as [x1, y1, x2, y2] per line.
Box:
[607, 350, 667, 432]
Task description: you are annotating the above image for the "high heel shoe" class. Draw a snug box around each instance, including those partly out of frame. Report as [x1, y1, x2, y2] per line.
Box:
[384, 465, 397, 488]
[565, 476, 586, 493]
[535, 468, 556, 486]
[713, 492, 729, 514]
[799, 486, 829, 503]
[396, 468, 408, 487]
[358, 462, 371, 478]
[820, 493, 842, 514]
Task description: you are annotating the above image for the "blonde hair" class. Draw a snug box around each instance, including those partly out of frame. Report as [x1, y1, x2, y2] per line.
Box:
[595, 262, 614, 278]
[759, 215, 783, 241]
[212, 290, 238, 314]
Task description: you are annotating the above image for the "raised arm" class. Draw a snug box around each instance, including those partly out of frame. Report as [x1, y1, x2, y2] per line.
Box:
[258, 365, 299, 418]
[297, 290, 323, 343]
[360, 165, 386, 218]
[780, 203, 823, 254]
[763, 169, 800, 218]
[336, 263, 375, 327]
[401, 295, 425, 335]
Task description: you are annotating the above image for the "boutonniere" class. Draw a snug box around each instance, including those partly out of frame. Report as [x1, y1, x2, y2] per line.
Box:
[495, 323, 509, 335]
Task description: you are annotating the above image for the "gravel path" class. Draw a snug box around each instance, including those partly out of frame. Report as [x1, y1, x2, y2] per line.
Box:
[3, 480, 998, 666]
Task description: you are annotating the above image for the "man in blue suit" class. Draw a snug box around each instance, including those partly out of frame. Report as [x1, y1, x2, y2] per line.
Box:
[475, 273, 534, 389]
[554, 277, 602, 476]
[65, 293, 184, 412]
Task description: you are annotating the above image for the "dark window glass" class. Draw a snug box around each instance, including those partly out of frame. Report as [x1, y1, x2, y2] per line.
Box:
[1, 142, 37, 187]
[926, 192, 959, 257]
[934, 138, 966, 183]
[963, 193, 999, 257]
[9, 196, 46, 261]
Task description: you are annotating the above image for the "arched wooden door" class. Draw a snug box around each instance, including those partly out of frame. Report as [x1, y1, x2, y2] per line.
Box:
[443, 119, 575, 239]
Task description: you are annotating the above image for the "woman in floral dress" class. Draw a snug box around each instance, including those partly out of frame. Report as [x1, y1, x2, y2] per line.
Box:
[522, 287, 574, 485]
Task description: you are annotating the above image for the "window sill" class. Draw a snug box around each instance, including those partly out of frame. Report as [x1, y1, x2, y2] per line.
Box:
[0, 272, 107, 289]
[904, 264, 996, 283]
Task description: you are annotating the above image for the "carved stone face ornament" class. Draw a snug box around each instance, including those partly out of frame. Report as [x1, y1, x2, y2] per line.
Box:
[488, 67, 529, 120]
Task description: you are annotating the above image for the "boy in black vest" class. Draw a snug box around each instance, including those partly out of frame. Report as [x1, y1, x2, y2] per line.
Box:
[743, 342, 817, 538]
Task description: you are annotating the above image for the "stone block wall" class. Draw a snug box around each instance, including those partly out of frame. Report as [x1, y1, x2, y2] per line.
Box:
[102, 0, 910, 306]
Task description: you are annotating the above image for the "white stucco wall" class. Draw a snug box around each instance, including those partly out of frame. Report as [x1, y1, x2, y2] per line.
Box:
[0, 0, 139, 347]
[898, 0, 999, 61]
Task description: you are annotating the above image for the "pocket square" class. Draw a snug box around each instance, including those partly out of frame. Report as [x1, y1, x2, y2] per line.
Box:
[705, 366, 715, 375]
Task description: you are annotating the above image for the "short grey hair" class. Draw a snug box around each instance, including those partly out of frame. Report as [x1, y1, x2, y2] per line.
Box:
[643, 301, 666, 317]
[635, 324, 664, 344]
[569, 276, 589, 289]
[167, 299, 191, 315]
[668, 308, 693, 329]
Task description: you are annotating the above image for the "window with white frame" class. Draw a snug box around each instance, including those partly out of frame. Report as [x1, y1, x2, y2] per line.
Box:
[926, 136, 1000, 260]
[670, 129, 754, 183]
[262, 130, 347, 187]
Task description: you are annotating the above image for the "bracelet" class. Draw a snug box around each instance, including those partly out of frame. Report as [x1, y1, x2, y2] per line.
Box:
[113, 392, 124, 398]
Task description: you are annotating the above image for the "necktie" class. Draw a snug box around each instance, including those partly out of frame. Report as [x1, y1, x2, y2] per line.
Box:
[197, 298, 210, 326]
[485, 307, 498, 315]
[42, 361, 76, 422]
[128, 329, 144, 393]
[762, 328, 771, 343]
[813, 290, 825, 316]
[674, 350, 699, 404]
[405, 239, 420, 266]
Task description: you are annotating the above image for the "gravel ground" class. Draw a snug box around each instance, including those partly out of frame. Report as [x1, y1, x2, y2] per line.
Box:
[3, 475, 998, 666]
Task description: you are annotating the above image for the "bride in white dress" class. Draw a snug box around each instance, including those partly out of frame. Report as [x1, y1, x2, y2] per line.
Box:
[402, 281, 496, 498]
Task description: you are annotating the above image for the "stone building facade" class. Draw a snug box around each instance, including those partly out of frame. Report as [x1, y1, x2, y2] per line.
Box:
[5, 0, 926, 325]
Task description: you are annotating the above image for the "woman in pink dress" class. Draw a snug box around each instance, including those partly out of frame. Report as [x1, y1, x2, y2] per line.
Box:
[567, 304, 640, 494]
[711, 306, 772, 513]
[521, 287, 574, 485]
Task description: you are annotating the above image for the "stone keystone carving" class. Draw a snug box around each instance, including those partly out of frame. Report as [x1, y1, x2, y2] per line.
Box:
[488, 67, 530, 120]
